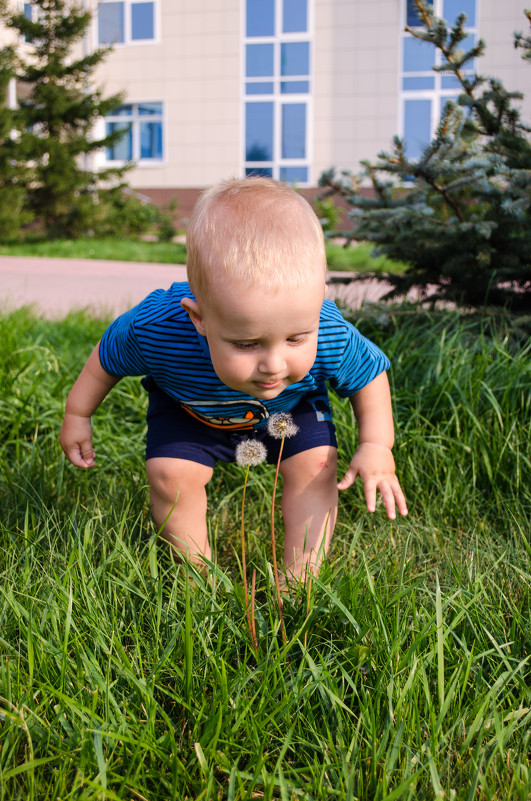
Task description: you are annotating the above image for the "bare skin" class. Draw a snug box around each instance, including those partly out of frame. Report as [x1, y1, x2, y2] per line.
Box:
[145, 457, 213, 568]
[59, 344, 120, 468]
[144, 443, 339, 579]
[280, 444, 338, 579]
[134, 374, 406, 580]
[60, 283, 407, 580]
[338, 371, 407, 519]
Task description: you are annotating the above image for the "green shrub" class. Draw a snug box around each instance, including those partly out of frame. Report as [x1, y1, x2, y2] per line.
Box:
[320, 3, 531, 309]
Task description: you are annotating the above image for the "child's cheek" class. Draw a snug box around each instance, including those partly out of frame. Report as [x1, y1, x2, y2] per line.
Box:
[230, 352, 255, 380]
[217, 351, 252, 384]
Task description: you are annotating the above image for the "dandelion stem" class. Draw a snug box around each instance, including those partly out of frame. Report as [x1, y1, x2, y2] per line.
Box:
[251, 569, 257, 646]
[271, 437, 287, 647]
[241, 465, 258, 653]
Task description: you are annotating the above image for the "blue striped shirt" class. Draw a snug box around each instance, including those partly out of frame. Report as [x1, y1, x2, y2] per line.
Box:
[99, 282, 390, 430]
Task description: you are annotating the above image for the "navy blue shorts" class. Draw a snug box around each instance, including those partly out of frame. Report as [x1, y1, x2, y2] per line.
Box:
[143, 379, 337, 468]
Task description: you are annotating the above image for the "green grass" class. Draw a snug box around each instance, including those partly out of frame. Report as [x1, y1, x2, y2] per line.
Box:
[0, 238, 406, 273]
[325, 242, 409, 274]
[0, 238, 187, 265]
[1, 306, 530, 800]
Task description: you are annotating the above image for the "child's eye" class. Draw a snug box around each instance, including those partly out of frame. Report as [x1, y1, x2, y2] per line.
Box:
[233, 342, 257, 350]
[287, 335, 308, 345]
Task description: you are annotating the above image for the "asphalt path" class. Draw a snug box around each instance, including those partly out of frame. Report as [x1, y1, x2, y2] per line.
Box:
[0, 255, 188, 319]
[0, 255, 392, 319]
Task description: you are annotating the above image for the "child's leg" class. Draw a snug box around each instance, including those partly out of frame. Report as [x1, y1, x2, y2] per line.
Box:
[279, 445, 338, 581]
[146, 456, 213, 568]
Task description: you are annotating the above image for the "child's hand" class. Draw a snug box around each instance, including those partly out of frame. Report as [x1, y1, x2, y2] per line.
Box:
[337, 442, 408, 520]
[59, 412, 96, 468]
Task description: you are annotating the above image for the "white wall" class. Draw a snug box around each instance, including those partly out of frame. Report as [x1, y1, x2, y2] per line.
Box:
[480, 3, 531, 121]
[91, 0, 241, 187]
[313, 0, 531, 179]
[313, 0, 402, 177]
[3, 0, 527, 188]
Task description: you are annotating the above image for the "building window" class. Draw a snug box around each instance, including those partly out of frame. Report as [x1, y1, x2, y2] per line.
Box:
[98, 0, 156, 45]
[243, 0, 311, 184]
[401, 0, 477, 159]
[105, 102, 163, 163]
[21, 1, 37, 41]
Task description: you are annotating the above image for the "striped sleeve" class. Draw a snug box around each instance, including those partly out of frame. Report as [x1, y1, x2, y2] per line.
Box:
[99, 303, 149, 377]
[317, 301, 390, 396]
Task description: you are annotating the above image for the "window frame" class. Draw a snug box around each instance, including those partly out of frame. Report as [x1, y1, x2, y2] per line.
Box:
[242, 0, 313, 186]
[19, 0, 40, 42]
[104, 101, 165, 166]
[399, 0, 478, 159]
[96, 0, 159, 47]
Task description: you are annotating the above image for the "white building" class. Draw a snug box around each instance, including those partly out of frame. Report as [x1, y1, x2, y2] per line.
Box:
[6, 1, 531, 214]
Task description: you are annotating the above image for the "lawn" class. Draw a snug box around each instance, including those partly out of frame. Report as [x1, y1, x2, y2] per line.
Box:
[0, 306, 530, 800]
[0, 237, 406, 274]
[0, 238, 188, 266]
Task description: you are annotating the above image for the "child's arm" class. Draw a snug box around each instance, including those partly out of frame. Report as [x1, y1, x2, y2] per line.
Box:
[59, 342, 121, 469]
[337, 371, 408, 520]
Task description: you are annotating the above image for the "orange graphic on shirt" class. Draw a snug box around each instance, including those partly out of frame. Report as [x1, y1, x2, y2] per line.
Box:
[180, 400, 269, 430]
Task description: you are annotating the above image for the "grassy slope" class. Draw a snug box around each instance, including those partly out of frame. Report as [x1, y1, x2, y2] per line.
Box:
[0, 307, 530, 800]
[0, 238, 406, 273]
[0, 238, 188, 265]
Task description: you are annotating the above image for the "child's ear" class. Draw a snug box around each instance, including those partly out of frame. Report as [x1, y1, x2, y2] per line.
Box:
[181, 297, 206, 335]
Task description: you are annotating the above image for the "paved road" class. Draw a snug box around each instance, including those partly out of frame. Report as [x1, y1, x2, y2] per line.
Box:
[0, 255, 392, 319]
[0, 255, 188, 319]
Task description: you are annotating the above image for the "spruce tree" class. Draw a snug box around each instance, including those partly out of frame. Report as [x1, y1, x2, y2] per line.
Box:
[320, 2, 531, 309]
[514, 9, 531, 62]
[0, 44, 31, 239]
[0, 0, 129, 237]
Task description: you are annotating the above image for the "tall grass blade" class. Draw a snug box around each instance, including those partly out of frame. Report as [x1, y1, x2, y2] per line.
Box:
[435, 574, 445, 711]
[184, 573, 193, 704]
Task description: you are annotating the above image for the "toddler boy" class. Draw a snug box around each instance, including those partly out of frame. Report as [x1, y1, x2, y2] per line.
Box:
[60, 177, 407, 579]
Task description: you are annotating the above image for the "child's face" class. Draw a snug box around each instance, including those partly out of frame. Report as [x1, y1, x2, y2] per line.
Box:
[183, 274, 325, 400]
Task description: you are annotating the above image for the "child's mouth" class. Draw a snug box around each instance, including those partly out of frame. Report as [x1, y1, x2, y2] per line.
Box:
[256, 379, 283, 389]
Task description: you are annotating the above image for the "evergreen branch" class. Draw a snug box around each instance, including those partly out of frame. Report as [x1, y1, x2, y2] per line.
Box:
[406, 0, 485, 100]
[514, 9, 531, 61]
[417, 176, 465, 221]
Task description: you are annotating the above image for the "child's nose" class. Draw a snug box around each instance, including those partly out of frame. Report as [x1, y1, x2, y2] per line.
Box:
[258, 349, 285, 375]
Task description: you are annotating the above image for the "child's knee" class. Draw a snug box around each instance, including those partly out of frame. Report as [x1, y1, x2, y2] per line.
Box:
[146, 457, 212, 502]
[281, 446, 338, 486]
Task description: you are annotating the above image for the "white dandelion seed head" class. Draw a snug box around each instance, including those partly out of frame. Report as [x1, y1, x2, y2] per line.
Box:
[266, 412, 299, 440]
[235, 438, 268, 467]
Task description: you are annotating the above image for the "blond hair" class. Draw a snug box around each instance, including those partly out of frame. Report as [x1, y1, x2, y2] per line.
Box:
[186, 177, 326, 301]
